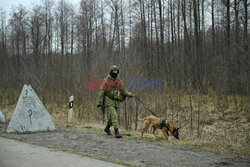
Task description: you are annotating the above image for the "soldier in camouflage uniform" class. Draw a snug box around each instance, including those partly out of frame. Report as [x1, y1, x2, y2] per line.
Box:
[97, 65, 133, 138]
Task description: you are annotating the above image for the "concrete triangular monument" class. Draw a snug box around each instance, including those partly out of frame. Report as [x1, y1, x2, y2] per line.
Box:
[6, 84, 56, 133]
[0, 109, 6, 123]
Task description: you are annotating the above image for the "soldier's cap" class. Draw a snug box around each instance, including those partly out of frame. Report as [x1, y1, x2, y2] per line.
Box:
[109, 65, 119, 72]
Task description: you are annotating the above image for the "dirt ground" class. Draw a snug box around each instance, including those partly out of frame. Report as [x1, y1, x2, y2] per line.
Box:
[0, 123, 249, 167]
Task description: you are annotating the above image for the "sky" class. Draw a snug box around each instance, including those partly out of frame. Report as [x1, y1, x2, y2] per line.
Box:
[0, 0, 80, 16]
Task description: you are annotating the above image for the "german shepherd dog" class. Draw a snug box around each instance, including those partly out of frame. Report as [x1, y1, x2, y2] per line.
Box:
[138, 116, 179, 140]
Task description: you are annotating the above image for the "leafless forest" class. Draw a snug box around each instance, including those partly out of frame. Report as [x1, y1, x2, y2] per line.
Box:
[0, 0, 249, 152]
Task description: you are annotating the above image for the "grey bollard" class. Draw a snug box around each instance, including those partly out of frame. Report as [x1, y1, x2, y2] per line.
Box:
[67, 95, 74, 123]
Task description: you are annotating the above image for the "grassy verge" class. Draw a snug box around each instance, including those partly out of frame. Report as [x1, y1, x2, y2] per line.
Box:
[1, 93, 249, 156]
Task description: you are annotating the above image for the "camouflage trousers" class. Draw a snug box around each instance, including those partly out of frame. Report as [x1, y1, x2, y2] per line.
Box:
[107, 107, 118, 129]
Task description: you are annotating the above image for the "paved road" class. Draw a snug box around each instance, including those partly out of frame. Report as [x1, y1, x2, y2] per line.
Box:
[0, 137, 124, 167]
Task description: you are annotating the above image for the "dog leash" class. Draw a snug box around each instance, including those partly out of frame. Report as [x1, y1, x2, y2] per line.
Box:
[134, 95, 159, 117]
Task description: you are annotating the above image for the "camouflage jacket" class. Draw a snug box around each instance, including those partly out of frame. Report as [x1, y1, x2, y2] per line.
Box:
[98, 74, 132, 107]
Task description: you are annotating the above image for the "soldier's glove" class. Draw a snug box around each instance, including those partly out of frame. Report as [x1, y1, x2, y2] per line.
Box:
[129, 94, 134, 98]
[97, 104, 103, 108]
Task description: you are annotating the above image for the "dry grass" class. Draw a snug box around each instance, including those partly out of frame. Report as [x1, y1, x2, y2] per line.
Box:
[1, 93, 249, 155]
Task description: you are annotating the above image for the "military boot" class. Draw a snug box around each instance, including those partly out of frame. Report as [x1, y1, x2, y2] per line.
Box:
[114, 128, 122, 138]
[104, 125, 112, 135]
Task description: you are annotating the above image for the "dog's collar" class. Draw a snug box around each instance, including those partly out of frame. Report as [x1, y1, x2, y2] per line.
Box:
[159, 119, 170, 131]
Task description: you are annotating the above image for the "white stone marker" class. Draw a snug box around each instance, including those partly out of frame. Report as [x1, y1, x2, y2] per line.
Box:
[6, 84, 56, 133]
[67, 95, 74, 123]
[0, 109, 6, 123]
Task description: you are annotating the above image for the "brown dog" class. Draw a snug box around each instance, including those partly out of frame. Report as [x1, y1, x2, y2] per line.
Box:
[138, 115, 179, 140]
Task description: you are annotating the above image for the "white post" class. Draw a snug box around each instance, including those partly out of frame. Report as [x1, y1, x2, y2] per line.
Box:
[67, 95, 74, 123]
